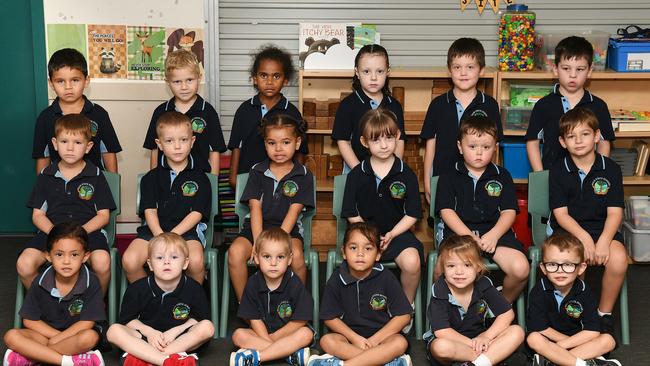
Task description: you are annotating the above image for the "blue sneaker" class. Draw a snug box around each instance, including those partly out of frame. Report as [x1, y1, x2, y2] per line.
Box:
[385, 354, 413, 366]
[306, 354, 342, 366]
[286, 347, 310, 366]
[229, 349, 259, 366]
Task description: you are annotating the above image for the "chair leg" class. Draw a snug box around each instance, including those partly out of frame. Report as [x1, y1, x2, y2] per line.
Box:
[14, 277, 24, 329]
[326, 250, 336, 284]
[427, 251, 437, 303]
[620, 276, 630, 345]
[516, 292, 526, 328]
[120, 269, 127, 304]
[220, 251, 230, 338]
[528, 247, 540, 295]
[415, 282, 423, 340]
[309, 250, 320, 337]
[206, 249, 219, 339]
[109, 248, 118, 325]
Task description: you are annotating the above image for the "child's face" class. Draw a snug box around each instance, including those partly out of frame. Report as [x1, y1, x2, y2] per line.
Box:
[52, 130, 93, 166]
[354, 53, 388, 98]
[541, 245, 586, 289]
[559, 122, 599, 159]
[457, 131, 496, 172]
[48, 67, 89, 105]
[342, 230, 380, 278]
[155, 124, 195, 165]
[147, 243, 189, 281]
[553, 56, 593, 95]
[264, 126, 300, 165]
[254, 239, 292, 282]
[253, 59, 287, 99]
[448, 55, 483, 93]
[361, 132, 399, 161]
[167, 66, 200, 105]
[442, 252, 479, 290]
[46, 237, 90, 280]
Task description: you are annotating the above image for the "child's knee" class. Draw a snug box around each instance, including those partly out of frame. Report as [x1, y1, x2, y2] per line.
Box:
[193, 319, 215, 339]
[90, 251, 111, 274]
[526, 332, 545, 350]
[16, 251, 43, 277]
[231, 328, 248, 345]
[598, 333, 616, 352]
[508, 324, 525, 341]
[297, 326, 314, 344]
[430, 338, 454, 358]
[390, 334, 408, 352]
[122, 246, 146, 272]
[3, 329, 20, 348]
[319, 333, 336, 350]
[399, 254, 421, 274]
[228, 240, 252, 264]
[78, 329, 100, 349]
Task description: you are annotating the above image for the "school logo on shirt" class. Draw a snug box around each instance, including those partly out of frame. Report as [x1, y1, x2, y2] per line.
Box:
[369, 294, 387, 311]
[564, 300, 583, 319]
[68, 298, 84, 316]
[77, 183, 95, 200]
[277, 301, 294, 319]
[476, 299, 488, 315]
[89, 120, 99, 137]
[592, 178, 611, 195]
[282, 180, 299, 198]
[484, 180, 502, 197]
[471, 109, 488, 118]
[172, 303, 190, 320]
[191, 117, 207, 134]
[181, 181, 199, 197]
[389, 181, 406, 199]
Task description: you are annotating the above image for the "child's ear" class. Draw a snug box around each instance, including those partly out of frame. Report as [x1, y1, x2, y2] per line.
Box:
[295, 136, 302, 150]
[577, 262, 588, 276]
[85, 140, 94, 154]
[82, 251, 90, 263]
[457, 140, 463, 154]
[539, 262, 547, 276]
[394, 130, 401, 141]
[182, 256, 189, 271]
[190, 135, 196, 148]
[45, 252, 52, 264]
[552, 63, 559, 78]
[559, 136, 567, 149]
[51, 137, 58, 151]
[287, 252, 293, 266]
[360, 135, 369, 148]
[594, 129, 602, 143]
[374, 250, 381, 262]
[84, 76, 90, 89]
[155, 138, 163, 151]
[146, 259, 153, 272]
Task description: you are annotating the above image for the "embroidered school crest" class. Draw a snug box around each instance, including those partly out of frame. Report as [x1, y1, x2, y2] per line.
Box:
[471, 109, 488, 118]
[592, 178, 611, 196]
[369, 294, 387, 311]
[277, 301, 293, 319]
[77, 183, 95, 200]
[389, 181, 406, 199]
[476, 299, 488, 315]
[484, 180, 502, 197]
[172, 303, 190, 320]
[181, 181, 198, 197]
[282, 180, 299, 198]
[564, 300, 583, 319]
[89, 120, 99, 137]
[68, 298, 84, 316]
[191, 117, 206, 134]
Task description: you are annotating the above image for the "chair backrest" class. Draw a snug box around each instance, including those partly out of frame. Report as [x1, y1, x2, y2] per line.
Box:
[234, 172, 316, 252]
[528, 170, 550, 246]
[332, 174, 348, 250]
[103, 171, 121, 246]
[428, 175, 439, 248]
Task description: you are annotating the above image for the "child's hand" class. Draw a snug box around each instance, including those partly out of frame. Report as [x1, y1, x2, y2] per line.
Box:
[594, 239, 611, 265]
[472, 334, 491, 353]
[580, 235, 596, 264]
[351, 334, 372, 350]
[147, 330, 166, 351]
[162, 328, 180, 345]
[380, 231, 394, 252]
[479, 233, 498, 254]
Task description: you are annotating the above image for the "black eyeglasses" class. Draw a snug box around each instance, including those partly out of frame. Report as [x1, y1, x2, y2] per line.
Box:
[543, 262, 580, 273]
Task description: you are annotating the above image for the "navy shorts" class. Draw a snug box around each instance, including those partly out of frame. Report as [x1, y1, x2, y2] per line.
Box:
[441, 228, 524, 259]
[23, 230, 109, 253]
[236, 228, 303, 247]
[136, 225, 206, 247]
[380, 230, 425, 264]
[552, 227, 624, 246]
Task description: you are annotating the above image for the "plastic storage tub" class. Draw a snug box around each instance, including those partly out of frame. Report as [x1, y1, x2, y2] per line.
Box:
[535, 31, 610, 71]
[502, 106, 532, 131]
[625, 196, 650, 229]
[509, 84, 552, 107]
[607, 38, 650, 72]
[502, 142, 531, 179]
[622, 221, 650, 262]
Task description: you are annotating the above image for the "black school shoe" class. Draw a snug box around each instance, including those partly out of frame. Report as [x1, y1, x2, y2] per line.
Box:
[532, 354, 554, 366]
[451, 362, 476, 366]
[586, 358, 622, 366]
[501, 349, 530, 366]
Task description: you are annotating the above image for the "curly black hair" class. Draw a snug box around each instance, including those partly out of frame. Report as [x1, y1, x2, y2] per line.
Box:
[250, 44, 296, 89]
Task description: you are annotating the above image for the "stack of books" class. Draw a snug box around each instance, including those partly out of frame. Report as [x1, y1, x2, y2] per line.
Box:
[612, 140, 650, 177]
[215, 155, 239, 244]
[611, 109, 650, 131]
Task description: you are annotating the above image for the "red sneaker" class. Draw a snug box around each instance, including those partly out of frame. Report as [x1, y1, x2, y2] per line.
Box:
[162, 353, 197, 366]
[121, 353, 152, 366]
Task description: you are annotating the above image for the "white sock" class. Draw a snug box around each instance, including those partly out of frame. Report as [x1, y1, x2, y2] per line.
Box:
[472, 354, 492, 366]
[576, 358, 587, 366]
[598, 309, 611, 317]
[61, 356, 74, 366]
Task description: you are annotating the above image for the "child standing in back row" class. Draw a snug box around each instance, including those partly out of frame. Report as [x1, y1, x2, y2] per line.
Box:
[332, 44, 406, 171]
[228, 44, 308, 187]
[420, 38, 502, 203]
[143, 49, 226, 174]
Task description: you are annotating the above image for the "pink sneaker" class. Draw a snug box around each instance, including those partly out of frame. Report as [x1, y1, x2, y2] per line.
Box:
[3, 349, 38, 366]
[71, 350, 104, 366]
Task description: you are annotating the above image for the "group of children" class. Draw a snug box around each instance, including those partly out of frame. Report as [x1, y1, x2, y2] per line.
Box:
[2, 30, 629, 366]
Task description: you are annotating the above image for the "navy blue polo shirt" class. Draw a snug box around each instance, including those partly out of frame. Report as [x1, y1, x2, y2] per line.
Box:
[32, 96, 122, 170]
[549, 154, 624, 234]
[331, 88, 406, 163]
[341, 156, 422, 235]
[436, 161, 518, 235]
[143, 95, 226, 173]
[427, 276, 511, 338]
[525, 84, 615, 169]
[20, 265, 105, 330]
[527, 277, 600, 335]
[119, 274, 210, 332]
[27, 161, 116, 226]
[237, 270, 313, 333]
[320, 262, 412, 338]
[240, 159, 314, 237]
[139, 156, 211, 232]
[420, 90, 502, 177]
[228, 94, 308, 174]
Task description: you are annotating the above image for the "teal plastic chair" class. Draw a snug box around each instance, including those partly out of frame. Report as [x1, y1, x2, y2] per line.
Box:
[220, 173, 319, 338]
[527, 171, 629, 345]
[426, 176, 527, 328]
[14, 171, 121, 328]
[327, 174, 424, 340]
[121, 173, 219, 338]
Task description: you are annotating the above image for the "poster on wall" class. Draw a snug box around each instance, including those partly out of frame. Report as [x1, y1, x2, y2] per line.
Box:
[166, 27, 205, 78]
[87, 24, 127, 79]
[127, 26, 166, 80]
[46, 24, 87, 60]
[299, 23, 358, 67]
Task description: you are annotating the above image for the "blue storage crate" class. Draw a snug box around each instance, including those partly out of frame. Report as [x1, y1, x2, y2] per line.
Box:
[502, 142, 531, 179]
[607, 38, 650, 72]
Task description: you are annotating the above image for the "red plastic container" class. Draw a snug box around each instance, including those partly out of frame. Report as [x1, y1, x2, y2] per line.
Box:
[513, 198, 532, 252]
